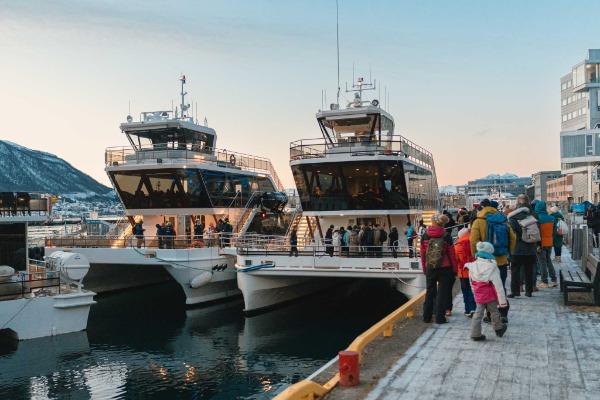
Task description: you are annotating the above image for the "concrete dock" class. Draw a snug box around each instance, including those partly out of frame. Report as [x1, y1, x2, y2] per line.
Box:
[362, 249, 600, 400]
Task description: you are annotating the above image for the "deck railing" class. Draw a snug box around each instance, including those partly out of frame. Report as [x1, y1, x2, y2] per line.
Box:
[0, 263, 61, 301]
[290, 135, 435, 170]
[105, 145, 283, 191]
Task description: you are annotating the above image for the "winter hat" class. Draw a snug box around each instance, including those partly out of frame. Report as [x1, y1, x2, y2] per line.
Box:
[480, 199, 491, 208]
[490, 200, 499, 209]
[550, 206, 559, 213]
[431, 213, 449, 227]
[476, 241, 494, 255]
[458, 228, 469, 238]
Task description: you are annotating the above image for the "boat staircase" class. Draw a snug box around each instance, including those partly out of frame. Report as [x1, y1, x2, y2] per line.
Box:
[288, 211, 319, 246]
[231, 192, 263, 234]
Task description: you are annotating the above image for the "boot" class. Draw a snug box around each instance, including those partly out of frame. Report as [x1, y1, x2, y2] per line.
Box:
[556, 256, 561, 263]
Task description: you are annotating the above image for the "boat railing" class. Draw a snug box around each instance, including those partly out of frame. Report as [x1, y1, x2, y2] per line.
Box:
[235, 233, 419, 260]
[0, 263, 62, 301]
[0, 192, 51, 217]
[290, 135, 434, 169]
[45, 232, 248, 250]
[105, 145, 283, 190]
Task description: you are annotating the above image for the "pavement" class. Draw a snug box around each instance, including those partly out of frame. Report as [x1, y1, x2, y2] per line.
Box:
[360, 248, 600, 400]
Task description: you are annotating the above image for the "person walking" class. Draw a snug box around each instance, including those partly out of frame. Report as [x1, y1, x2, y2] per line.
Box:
[289, 228, 298, 257]
[133, 220, 145, 249]
[222, 217, 233, 247]
[470, 198, 515, 322]
[535, 201, 558, 288]
[163, 221, 176, 249]
[155, 223, 164, 249]
[507, 199, 539, 297]
[389, 226, 399, 258]
[420, 213, 457, 325]
[455, 227, 476, 317]
[466, 241, 508, 341]
[584, 204, 600, 247]
[405, 221, 416, 257]
[550, 206, 565, 262]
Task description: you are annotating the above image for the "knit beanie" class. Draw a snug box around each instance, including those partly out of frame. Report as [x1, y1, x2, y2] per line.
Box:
[476, 241, 494, 255]
[490, 200, 499, 209]
[480, 199, 491, 208]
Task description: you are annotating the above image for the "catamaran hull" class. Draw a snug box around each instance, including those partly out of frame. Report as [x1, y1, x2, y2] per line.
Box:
[46, 247, 239, 306]
[0, 292, 96, 340]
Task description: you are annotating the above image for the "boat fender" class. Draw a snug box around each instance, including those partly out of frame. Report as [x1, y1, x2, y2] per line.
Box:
[190, 241, 204, 248]
[190, 271, 212, 288]
[230, 154, 236, 166]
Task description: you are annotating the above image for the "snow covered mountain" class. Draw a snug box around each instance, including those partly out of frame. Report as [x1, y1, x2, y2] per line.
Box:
[0, 140, 113, 199]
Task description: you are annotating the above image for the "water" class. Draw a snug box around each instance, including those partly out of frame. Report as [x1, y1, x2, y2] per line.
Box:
[0, 280, 407, 399]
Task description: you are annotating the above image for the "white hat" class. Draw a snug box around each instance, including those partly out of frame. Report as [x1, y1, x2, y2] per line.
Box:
[550, 206, 559, 213]
[457, 228, 469, 238]
[476, 241, 494, 255]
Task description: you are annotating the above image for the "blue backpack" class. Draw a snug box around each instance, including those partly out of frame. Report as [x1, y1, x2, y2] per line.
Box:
[486, 213, 509, 256]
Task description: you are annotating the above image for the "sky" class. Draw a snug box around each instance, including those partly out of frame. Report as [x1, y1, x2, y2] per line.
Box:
[1, 0, 599, 188]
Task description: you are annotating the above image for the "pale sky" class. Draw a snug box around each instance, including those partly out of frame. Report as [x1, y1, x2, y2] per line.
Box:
[1, 0, 598, 188]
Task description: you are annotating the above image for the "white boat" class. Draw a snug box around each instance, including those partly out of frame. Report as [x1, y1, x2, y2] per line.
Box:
[235, 78, 440, 314]
[0, 197, 95, 340]
[46, 76, 287, 306]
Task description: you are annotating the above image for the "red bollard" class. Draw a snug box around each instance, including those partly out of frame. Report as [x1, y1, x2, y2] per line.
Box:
[338, 350, 360, 386]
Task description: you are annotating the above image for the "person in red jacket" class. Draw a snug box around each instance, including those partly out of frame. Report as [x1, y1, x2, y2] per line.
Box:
[455, 228, 476, 317]
[420, 213, 458, 324]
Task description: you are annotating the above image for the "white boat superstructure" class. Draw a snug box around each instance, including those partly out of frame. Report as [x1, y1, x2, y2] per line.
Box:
[46, 76, 289, 305]
[236, 78, 440, 314]
[0, 201, 95, 340]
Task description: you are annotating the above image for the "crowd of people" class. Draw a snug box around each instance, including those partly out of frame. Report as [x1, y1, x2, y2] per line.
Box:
[420, 194, 567, 342]
[131, 217, 234, 249]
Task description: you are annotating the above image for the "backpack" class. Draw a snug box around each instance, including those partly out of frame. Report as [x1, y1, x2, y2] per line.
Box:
[486, 213, 509, 256]
[163, 225, 174, 236]
[380, 229, 388, 243]
[556, 219, 568, 236]
[517, 215, 541, 243]
[425, 234, 447, 269]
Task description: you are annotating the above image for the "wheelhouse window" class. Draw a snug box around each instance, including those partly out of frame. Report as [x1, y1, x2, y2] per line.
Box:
[110, 168, 275, 209]
[125, 128, 215, 153]
[317, 113, 394, 144]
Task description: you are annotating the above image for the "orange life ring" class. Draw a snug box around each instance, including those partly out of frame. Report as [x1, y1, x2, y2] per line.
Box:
[191, 241, 204, 248]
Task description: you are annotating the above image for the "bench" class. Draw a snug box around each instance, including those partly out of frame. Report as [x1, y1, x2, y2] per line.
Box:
[560, 257, 600, 306]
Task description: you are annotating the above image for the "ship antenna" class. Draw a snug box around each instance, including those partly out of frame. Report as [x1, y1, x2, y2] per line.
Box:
[179, 74, 188, 119]
[336, 0, 340, 106]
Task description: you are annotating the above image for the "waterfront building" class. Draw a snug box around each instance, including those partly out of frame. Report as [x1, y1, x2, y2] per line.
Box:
[456, 173, 532, 197]
[532, 170, 563, 201]
[546, 174, 573, 207]
[560, 49, 600, 203]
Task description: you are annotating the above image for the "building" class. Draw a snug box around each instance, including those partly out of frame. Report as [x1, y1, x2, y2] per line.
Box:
[560, 49, 600, 203]
[546, 175, 573, 206]
[457, 173, 532, 197]
[532, 170, 563, 201]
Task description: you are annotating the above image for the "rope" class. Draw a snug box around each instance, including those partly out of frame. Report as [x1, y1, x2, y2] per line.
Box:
[1, 284, 34, 329]
[392, 275, 427, 289]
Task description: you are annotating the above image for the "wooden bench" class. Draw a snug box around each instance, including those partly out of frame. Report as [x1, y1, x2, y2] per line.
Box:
[560, 257, 600, 306]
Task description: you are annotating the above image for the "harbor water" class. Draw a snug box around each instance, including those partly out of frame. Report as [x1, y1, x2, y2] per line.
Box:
[0, 279, 407, 399]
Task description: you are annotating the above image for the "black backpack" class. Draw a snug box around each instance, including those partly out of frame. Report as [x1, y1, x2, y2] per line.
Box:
[425, 234, 447, 269]
[380, 229, 388, 243]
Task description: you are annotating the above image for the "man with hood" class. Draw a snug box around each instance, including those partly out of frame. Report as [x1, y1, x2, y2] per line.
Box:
[507, 195, 539, 296]
[470, 199, 515, 321]
[550, 206, 565, 262]
[534, 201, 557, 288]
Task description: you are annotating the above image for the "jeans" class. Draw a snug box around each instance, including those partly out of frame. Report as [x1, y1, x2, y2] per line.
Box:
[537, 247, 556, 284]
[554, 246, 562, 257]
[511, 254, 535, 295]
[460, 277, 476, 314]
[423, 267, 454, 324]
[471, 300, 504, 338]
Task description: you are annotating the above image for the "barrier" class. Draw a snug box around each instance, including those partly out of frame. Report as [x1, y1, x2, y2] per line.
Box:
[274, 289, 426, 399]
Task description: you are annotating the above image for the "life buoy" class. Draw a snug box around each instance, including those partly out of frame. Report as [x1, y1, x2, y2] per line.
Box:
[230, 154, 236, 166]
[190, 241, 204, 248]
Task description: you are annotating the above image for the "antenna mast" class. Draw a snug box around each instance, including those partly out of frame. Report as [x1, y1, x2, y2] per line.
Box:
[179, 74, 189, 119]
[336, 0, 340, 106]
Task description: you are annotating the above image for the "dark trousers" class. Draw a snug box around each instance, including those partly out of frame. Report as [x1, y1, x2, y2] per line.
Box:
[511, 254, 535, 295]
[554, 246, 562, 257]
[423, 267, 454, 324]
[408, 238, 414, 258]
[289, 245, 298, 257]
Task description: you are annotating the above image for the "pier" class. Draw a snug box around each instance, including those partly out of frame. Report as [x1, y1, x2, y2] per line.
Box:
[277, 247, 600, 399]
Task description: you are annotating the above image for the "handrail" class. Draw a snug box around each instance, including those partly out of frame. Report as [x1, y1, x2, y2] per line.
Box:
[225, 190, 242, 217]
[273, 290, 426, 399]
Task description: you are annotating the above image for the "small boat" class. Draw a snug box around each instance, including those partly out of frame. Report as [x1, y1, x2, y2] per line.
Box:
[0, 195, 95, 340]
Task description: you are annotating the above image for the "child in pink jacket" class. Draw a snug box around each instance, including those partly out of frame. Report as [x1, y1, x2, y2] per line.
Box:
[465, 241, 507, 341]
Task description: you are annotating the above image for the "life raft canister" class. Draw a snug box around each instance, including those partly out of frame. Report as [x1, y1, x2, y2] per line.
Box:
[190, 241, 204, 248]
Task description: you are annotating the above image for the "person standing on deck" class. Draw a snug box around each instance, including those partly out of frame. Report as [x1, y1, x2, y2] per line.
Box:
[134, 220, 145, 249]
[405, 221, 416, 258]
[389, 226, 399, 258]
[194, 220, 204, 241]
[156, 223, 164, 249]
[289, 228, 298, 257]
[325, 225, 334, 256]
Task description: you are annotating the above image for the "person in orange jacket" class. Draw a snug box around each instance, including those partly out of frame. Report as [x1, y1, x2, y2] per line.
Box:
[455, 227, 476, 317]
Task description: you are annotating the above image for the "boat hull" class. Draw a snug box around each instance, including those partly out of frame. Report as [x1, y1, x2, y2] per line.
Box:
[0, 292, 96, 340]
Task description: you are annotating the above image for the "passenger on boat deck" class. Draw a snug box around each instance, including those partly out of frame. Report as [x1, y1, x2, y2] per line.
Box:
[134, 220, 145, 249]
[156, 223, 164, 249]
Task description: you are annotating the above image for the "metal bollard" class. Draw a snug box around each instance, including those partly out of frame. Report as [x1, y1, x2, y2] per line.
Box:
[339, 350, 360, 386]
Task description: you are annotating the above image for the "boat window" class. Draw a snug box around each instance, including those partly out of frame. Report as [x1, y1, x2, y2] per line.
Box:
[319, 114, 379, 143]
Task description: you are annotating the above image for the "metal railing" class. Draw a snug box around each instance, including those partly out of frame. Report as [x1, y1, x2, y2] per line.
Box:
[0, 264, 62, 301]
[290, 135, 435, 170]
[105, 145, 283, 191]
[46, 233, 239, 249]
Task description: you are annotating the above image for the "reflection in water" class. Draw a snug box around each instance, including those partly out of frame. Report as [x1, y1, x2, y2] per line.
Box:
[0, 279, 406, 399]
